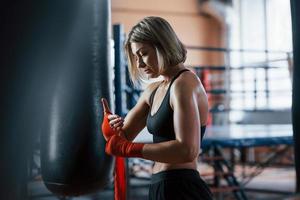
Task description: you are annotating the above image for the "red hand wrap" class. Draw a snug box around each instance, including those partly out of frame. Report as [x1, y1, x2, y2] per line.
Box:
[105, 135, 144, 158]
[114, 157, 126, 200]
[102, 113, 127, 200]
[101, 112, 118, 140]
[100, 99, 127, 200]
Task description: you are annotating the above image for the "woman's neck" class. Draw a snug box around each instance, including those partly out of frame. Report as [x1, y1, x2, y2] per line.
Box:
[161, 63, 186, 83]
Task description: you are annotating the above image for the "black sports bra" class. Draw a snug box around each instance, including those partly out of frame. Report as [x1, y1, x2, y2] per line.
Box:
[146, 69, 206, 143]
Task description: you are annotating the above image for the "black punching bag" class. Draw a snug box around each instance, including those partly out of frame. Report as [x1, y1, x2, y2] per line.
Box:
[0, 0, 114, 199]
[40, 0, 114, 196]
[291, 0, 300, 193]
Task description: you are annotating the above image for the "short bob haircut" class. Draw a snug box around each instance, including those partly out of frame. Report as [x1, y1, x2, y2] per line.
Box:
[124, 16, 187, 84]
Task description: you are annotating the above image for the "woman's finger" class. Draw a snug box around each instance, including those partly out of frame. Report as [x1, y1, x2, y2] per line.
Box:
[109, 117, 124, 125]
[108, 114, 120, 120]
[113, 120, 124, 128]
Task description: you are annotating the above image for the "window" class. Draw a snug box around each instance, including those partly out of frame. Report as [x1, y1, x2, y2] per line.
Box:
[228, 0, 292, 123]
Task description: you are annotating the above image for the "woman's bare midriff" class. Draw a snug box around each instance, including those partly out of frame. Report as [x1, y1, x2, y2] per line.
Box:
[152, 160, 198, 174]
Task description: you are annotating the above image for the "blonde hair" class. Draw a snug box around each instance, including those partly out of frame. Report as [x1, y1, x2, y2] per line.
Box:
[124, 16, 187, 84]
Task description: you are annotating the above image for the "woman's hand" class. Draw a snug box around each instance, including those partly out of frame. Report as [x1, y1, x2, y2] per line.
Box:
[101, 98, 125, 141]
[101, 98, 124, 131]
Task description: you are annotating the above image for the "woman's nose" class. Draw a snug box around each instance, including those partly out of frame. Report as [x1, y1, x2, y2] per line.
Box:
[137, 57, 146, 68]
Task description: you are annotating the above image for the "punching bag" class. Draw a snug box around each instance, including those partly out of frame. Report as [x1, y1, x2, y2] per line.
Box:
[0, 0, 113, 199]
[291, 0, 300, 193]
[40, 0, 114, 196]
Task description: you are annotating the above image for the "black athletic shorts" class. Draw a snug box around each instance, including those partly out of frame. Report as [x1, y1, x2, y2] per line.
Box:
[148, 169, 213, 200]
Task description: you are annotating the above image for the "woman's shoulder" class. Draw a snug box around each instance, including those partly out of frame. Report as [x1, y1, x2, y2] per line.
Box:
[172, 69, 207, 97]
[174, 70, 202, 88]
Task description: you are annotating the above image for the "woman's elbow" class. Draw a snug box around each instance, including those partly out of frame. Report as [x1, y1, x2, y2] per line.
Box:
[181, 145, 199, 162]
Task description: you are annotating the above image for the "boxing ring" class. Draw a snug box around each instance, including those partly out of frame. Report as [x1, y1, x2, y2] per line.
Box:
[202, 124, 293, 149]
[202, 124, 293, 199]
[134, 124, 294, 200]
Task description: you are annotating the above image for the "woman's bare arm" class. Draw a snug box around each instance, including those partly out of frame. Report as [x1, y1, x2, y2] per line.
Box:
[121, 82, 160, 141]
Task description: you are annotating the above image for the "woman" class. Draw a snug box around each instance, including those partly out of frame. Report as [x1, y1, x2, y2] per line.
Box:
[102, 16, 213, 200]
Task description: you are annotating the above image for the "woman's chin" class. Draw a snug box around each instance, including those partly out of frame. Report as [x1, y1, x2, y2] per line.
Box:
[142, 71, 159, 79]
[148, 74, 159, 79]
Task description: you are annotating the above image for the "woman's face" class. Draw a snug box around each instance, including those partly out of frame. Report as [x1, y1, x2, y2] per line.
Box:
[131, 42, 159, 78]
